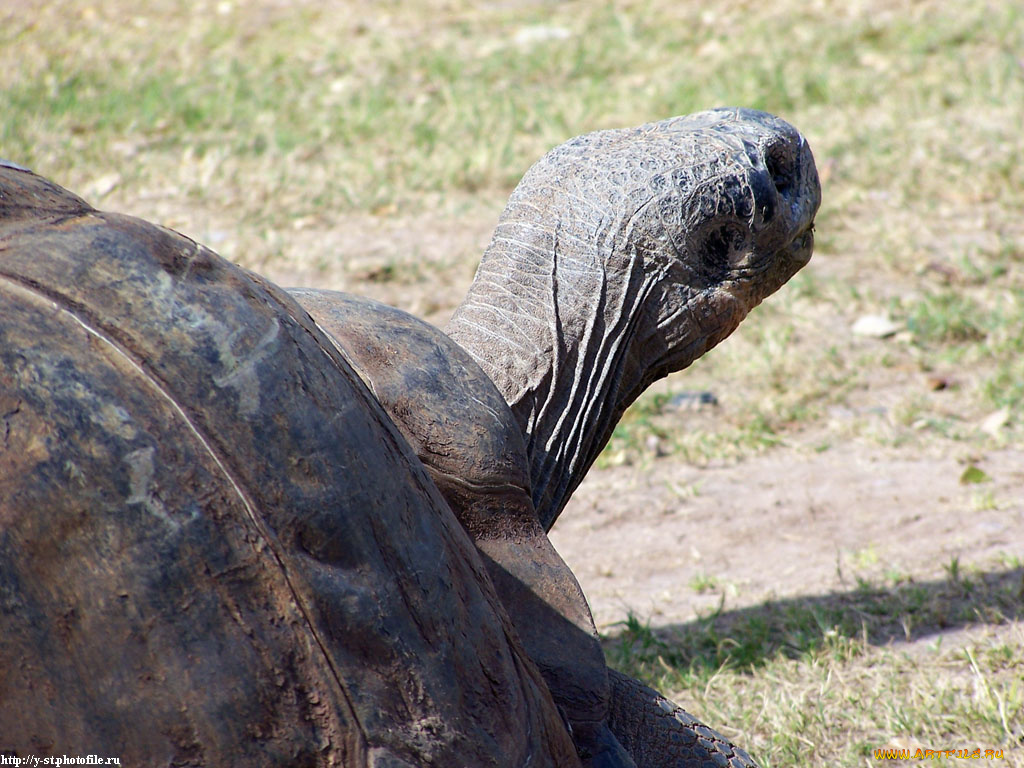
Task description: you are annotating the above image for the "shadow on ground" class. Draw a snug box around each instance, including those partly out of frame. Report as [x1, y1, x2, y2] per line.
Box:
[602, 566, 1024, 677]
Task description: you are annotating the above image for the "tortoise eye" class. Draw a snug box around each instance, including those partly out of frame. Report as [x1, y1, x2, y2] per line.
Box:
[704, 226, 730, 267]
[702, 222, 747, 273]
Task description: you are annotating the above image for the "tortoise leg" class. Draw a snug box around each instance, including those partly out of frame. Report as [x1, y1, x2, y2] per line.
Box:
[606, 669, 759, 768]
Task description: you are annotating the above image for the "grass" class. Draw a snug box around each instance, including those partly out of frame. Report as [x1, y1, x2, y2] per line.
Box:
[604, 563, 1024, 765]
[607, 563, 1024, 682]
[3, 0, 1024, 765]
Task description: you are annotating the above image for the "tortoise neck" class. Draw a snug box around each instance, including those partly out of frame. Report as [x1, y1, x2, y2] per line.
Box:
[447, 207, 660, 530]
[447, 110, 821, 530]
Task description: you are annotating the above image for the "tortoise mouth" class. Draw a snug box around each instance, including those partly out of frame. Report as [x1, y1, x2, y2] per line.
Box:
[785, 222, 815, 267]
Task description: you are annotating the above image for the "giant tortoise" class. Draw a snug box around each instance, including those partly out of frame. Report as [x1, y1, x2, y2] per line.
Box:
[0, 107, 819, 766]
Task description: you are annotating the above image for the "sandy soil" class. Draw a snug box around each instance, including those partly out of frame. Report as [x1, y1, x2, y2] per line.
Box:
[551, 438, 1024, 645]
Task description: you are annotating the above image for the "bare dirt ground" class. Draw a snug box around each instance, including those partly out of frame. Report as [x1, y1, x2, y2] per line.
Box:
[552, 441, 1023, 635]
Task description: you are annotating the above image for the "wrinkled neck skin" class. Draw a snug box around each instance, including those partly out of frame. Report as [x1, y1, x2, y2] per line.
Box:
[448, 109, 820, 530]
[448, 212, 747, 531]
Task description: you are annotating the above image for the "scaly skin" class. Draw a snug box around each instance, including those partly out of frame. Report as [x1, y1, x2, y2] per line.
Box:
[448, 108, 820, 531]
[607, 671, 759, 768]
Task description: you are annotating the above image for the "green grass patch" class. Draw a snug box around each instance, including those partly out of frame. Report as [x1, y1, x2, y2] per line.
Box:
[604, 565, 1024, 766]
[6, 0, 1024, 217]
[605, 566, 1024, 687]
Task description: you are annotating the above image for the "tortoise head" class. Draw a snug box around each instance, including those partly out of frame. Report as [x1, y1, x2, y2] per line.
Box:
[449, 108, 821, 527]
[608, 107, 820, 391]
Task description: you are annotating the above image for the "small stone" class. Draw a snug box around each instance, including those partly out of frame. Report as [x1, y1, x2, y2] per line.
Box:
[667, 391, 718, 411]
[921, 259, 961, 283]
[84, 172, 120, 199]
[514, 25, 571, 46]
[852, 314, 902, 338]
[980, 407, 1010, 437]
[644, 434, 665, 456]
